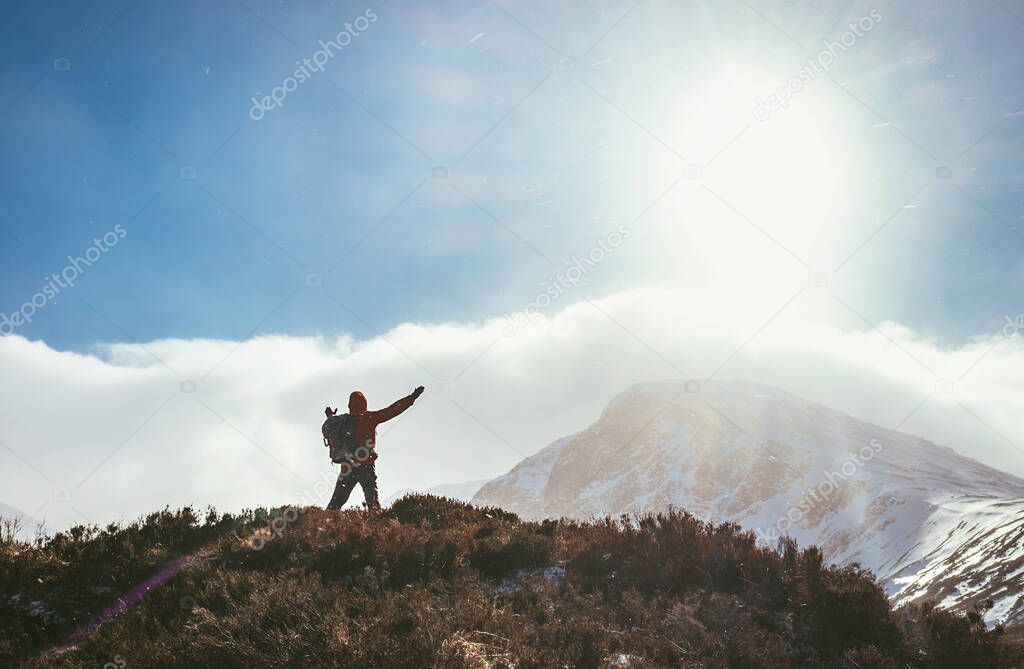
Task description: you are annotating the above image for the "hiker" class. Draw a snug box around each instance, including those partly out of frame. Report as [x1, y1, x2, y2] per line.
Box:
[325, 386, 424, 510]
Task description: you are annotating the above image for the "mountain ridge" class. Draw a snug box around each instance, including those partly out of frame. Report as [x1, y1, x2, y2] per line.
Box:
[472, 379, 1024, 627]
[3, 497, 1018, 667]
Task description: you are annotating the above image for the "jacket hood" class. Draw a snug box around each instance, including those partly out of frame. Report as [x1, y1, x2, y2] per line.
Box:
[348, 391, 367, 414]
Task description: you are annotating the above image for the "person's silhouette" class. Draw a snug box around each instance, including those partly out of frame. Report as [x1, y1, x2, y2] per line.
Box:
[326, 386, 424, 510]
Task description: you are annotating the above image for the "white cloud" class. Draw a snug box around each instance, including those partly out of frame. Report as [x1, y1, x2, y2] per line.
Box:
[1, 284, 1022, 533]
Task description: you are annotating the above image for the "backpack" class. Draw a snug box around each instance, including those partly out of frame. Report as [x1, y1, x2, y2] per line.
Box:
[322, 413, 359, 464]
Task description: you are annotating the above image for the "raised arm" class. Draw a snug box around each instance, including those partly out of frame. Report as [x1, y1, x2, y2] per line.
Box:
[368, 386, 424, 424]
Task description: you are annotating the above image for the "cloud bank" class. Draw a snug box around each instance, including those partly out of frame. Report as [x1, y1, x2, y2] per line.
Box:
[1, 284, 1021, 532]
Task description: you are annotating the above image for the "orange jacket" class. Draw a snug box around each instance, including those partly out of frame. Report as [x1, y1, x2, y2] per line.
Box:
[348, 390, 416, 452]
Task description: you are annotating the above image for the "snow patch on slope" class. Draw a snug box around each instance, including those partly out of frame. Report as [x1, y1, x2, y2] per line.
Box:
[472, 380, 1024, 627]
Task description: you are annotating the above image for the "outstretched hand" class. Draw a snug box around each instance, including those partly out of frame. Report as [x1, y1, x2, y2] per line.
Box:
[412, 385, 425, 399]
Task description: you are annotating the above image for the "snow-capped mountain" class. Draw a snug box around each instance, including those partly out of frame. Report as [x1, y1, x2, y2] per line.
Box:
[472, 380, 1024, 627]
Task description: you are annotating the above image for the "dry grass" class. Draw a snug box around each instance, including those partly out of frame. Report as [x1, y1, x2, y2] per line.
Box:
[0, 495, 1018, 668]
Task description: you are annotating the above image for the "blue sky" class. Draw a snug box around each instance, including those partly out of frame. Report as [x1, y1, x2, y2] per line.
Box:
[1, 0, 1022, 351]
[3, 0, 1024, 530]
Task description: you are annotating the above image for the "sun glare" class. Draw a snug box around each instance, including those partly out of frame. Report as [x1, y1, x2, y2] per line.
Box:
[642, 65, 857, 290]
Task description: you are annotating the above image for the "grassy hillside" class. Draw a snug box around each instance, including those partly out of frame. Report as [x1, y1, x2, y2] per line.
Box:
[1, 496, 1019, 668]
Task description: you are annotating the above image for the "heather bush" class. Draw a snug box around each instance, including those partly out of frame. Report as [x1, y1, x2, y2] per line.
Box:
[1, 496, 1018, 668]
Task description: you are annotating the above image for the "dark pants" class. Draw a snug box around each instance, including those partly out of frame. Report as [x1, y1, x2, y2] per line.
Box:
[326, 463, 379, 510]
